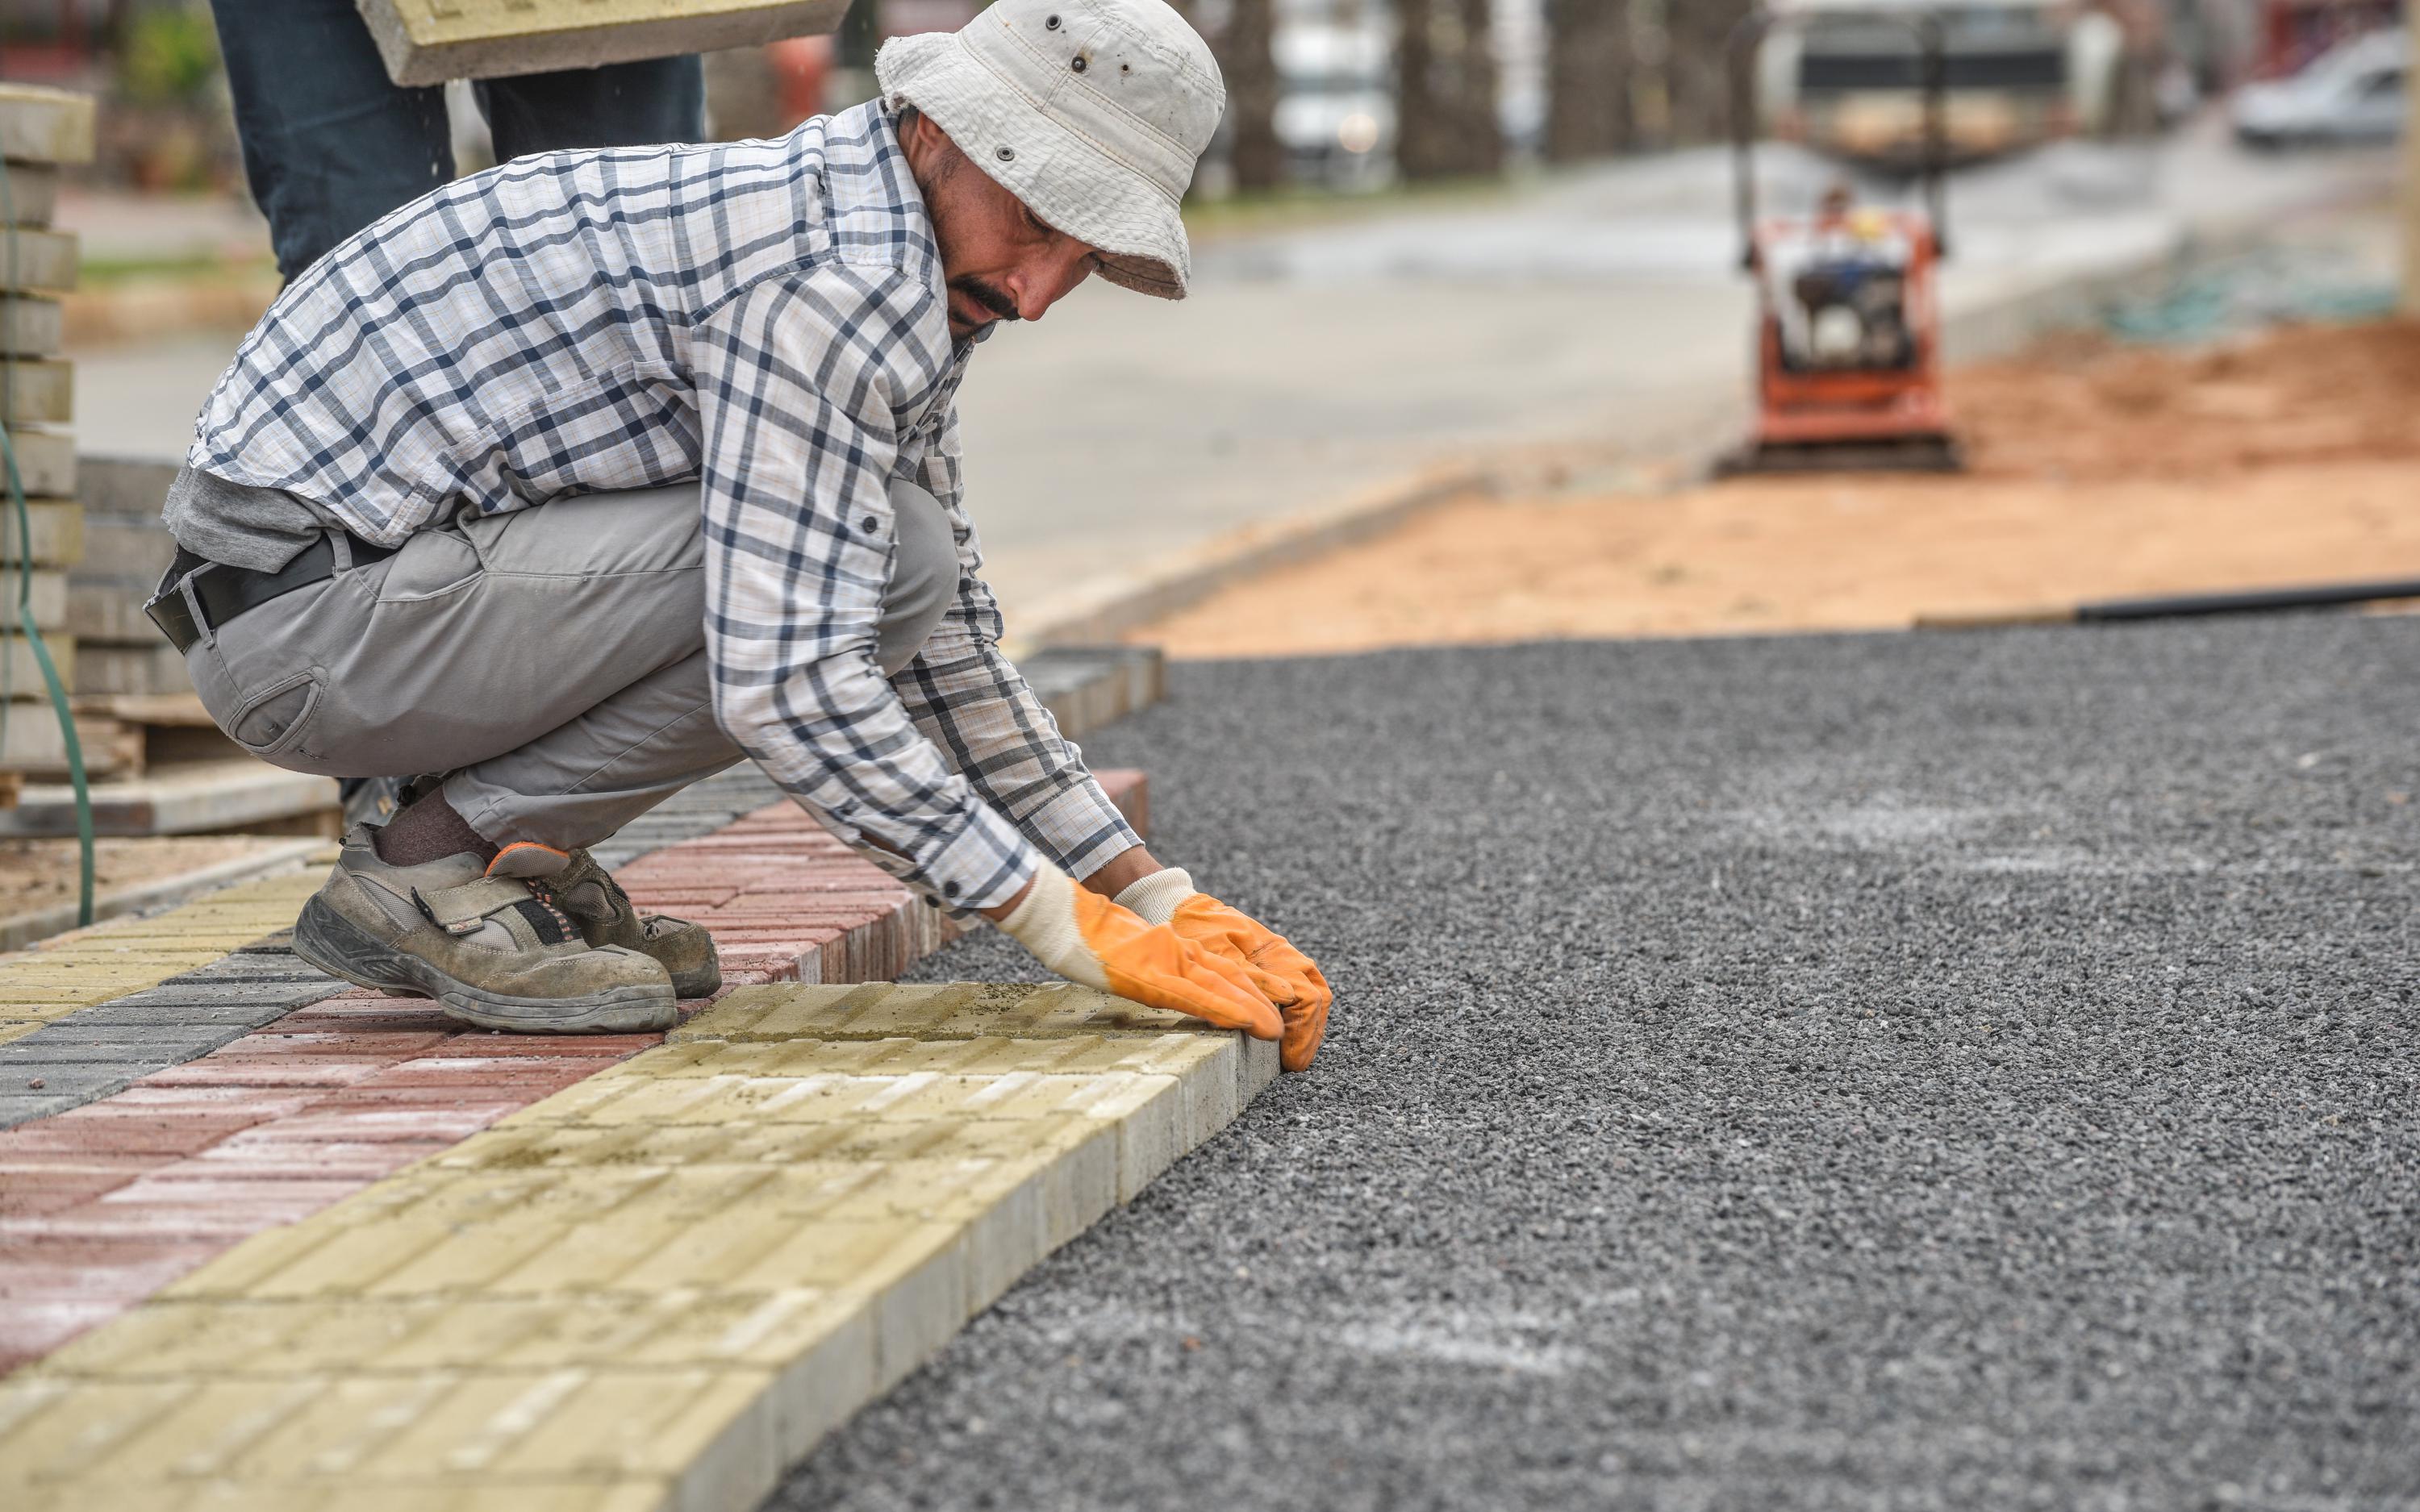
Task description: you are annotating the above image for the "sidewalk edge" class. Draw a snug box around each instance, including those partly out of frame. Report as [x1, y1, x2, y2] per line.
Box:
[1010, 464, 1490, 653]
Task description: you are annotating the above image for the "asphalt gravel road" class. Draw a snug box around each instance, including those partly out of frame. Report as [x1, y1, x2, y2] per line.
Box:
[770, 614, 2419, 1512]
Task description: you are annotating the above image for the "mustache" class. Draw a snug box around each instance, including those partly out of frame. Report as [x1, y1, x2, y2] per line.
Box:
[950, 276, 1019, 323]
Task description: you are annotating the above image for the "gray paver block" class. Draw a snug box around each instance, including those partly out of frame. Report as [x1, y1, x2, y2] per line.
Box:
[0, 1089, 80, 1123]
[112, 976, 339, 1002]
[15, 1018, 257, 1048]
[0, 162, 59, 227]
[177, 953, 326, 978]
[69, 999, 316, 1031]
[0, 1036, 223, 1065]
[0, 228, 77, 294]
[0, 1068, 143, 1122]
[0, 85, 95, 165]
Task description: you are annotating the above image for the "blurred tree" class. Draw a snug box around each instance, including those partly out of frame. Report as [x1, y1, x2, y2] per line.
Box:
[1222, 0, 1283, 190]
[1453, 0, 1500, 177]
[1545, 0, 1629, 161]
[1396, 0, 1445, 175]
[120, 0, 219, 104]
[1396, 0, 1500, 180]
[1170, 0, 1282, 193]
[1660, 0, 1749, 145]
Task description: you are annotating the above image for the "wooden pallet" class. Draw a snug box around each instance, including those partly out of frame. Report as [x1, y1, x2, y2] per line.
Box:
[0, 756, 340, 838]
[75, 693, 244, 772]
[6, 697, 340, 835]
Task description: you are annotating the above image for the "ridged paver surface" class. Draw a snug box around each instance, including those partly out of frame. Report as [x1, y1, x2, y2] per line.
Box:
[772, 618, 2420, 1511]
[0, 772, 1145, 1374]
[1, 979, 1274, 1510]
[0, 869, 329, 1056]
[0, 761, 807, 1129]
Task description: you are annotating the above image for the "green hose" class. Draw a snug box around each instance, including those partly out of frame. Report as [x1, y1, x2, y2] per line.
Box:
[0, 155, 98, 928]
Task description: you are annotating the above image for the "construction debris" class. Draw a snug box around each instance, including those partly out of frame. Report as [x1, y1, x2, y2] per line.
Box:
[2102, 243, 2400, 345]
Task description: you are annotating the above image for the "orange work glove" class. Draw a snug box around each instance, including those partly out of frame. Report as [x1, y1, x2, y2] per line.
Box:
[997, 867, 1280, 1039]
[1115, 868, 1331, 1073]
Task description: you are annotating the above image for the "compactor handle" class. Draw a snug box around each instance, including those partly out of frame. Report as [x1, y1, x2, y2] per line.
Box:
[1727, 6, 1952, 270]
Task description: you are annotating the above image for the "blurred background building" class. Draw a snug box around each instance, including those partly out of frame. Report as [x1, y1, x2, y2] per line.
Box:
[8, 0, 2401, 198]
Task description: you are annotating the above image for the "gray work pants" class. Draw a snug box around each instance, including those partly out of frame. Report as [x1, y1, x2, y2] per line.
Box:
[181, 480, 959, 849]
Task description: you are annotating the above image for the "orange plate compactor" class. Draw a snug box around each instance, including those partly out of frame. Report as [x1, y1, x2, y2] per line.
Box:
[1717, 7, 1963, 476]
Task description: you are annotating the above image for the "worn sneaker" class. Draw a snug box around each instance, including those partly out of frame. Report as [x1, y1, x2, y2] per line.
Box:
[540, 848, 722, 999]
[291, 827, 677, 1033]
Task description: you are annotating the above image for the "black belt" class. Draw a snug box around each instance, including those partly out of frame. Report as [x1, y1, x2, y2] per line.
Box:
[145, 532, 398, 655]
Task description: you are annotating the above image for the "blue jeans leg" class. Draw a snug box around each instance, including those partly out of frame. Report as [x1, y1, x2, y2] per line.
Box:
[205, 0, 453, 282]
[208, 0, 707, 282]
[477, 56, 707, 160]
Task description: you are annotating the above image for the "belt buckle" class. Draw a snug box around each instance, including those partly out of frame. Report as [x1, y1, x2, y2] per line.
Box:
[143, 566, 206, 654]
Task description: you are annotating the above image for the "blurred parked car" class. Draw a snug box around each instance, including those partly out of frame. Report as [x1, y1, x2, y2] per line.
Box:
[2232, 27, 2407, 146]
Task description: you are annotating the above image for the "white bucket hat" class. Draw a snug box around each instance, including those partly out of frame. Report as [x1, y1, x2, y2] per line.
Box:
[874, 0, 1225, 299]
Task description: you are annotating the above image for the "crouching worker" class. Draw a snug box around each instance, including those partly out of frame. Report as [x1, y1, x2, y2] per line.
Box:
[144, 0, 1329, 1068]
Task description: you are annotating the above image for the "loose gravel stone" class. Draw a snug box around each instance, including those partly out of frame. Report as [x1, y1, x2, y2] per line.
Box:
[770, 614, 2420, 1512]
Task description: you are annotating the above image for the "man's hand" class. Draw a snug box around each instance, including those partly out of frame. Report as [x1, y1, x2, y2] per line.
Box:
[1114, 868, 1331, 1073]
[995, 867, 1281, 1039]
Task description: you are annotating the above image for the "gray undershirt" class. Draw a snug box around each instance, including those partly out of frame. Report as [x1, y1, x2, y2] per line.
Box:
[162, 464, 349, 573]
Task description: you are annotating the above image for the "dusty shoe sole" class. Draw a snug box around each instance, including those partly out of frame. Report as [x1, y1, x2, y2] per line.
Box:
[294, 897, 677, 1035]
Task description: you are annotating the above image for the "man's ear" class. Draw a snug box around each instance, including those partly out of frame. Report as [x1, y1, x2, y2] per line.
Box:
[899, 109, 951, 172]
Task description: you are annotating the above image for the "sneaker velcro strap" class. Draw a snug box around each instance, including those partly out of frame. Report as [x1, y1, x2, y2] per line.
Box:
[415, 877, 543, 930]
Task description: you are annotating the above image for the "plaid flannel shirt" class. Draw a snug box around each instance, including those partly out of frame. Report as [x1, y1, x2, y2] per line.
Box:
[185, 102, 1141, 911]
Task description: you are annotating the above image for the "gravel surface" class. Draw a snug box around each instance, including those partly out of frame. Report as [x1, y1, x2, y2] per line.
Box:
[770, 616, 2419, 1512]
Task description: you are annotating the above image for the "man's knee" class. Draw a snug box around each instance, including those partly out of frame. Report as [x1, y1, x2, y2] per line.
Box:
[877, 479, 957, 676]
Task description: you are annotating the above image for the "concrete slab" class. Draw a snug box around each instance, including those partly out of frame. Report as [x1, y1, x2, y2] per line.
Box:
[0, 767, 343, 840]
[0, 296, 60, 359]
[0, 229, 75, 295]
[0, 359, 69, 425]
[0, 435, 73, 508]
[0, 164, 58, 228]
[358, 0, 848, 85]
[0, 86, 94, 167]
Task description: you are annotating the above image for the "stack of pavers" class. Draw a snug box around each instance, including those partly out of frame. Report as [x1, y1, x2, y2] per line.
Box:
[19, 454, 352, 839]
[65, 457, 186, 704]
[0, 87, 102, 789]
[0, 94, 338, 839]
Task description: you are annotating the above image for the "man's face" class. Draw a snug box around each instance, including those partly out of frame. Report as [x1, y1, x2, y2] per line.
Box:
[899, 110, 1104, 342]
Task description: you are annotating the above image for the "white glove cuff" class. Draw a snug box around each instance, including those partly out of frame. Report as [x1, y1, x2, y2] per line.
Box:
[997, 866, 1109, 990]
[1112, 867, 1195, 927]
[999, 865, 1077, 956]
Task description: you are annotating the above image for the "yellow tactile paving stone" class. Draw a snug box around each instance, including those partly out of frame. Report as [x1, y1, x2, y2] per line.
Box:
[0, 870, 328, 1041]
[685, 978, 1208, 1042]
[1, 983, 1279, 1512]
